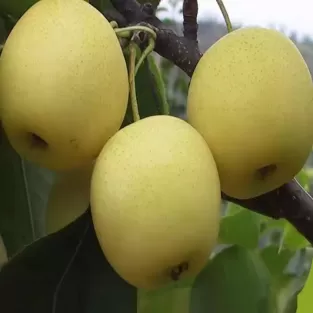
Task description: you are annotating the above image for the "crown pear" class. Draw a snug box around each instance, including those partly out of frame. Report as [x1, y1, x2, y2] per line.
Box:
[90, 115, 221, 290]
[187, 27, 313, 199]
[0, 0, 129, 170]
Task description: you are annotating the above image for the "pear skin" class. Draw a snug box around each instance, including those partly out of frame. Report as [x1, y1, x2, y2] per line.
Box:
[187, 27, 313, 199]
[90, 115, 221, 290]
[0, 0, 129, 170]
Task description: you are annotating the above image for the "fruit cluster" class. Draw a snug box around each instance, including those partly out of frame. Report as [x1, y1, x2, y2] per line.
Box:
[0, 0, 312, 290]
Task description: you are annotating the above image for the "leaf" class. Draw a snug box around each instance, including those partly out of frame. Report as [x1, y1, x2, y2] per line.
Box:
[190, 245, 275, 313]
[0, 128, 55, 257]
[260, 217, 286, 234]
[276, 274, 305, 313]
[297, 261, 313, 313]
[122, 54, 169, 127]
[259, 245, 309, 312]
[224, 202, 244, 215]
[260, 245, 294, 278]
[0, 210, 137, 313]
[219, 204, 262, 248]
[138, 284, 192, 313]
[296, 169, 310, 192]
[0, 0, 38, 19]
[281, 222, 310, 251]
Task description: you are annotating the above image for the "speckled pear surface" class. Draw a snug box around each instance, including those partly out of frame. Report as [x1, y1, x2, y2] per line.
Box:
[0, 0, 129, 170]
[187, 27, 313, 200]
[90, 115, 221, 290]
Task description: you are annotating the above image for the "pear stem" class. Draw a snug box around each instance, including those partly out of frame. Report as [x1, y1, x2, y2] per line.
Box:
[134, 37, 155, 76]
[110, 21, 119, 29]
[115, 26, 157, 41]
[216, 0, 233, 33]
[129, 43, 141, 122]
[146, 55, 170, 115]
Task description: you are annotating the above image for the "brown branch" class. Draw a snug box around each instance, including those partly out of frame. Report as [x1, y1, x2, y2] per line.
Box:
[102, 0, 313, 246]
[106, 0, 201, 76]
[183, 0, 199, 42]
[223, 180, 313, 243]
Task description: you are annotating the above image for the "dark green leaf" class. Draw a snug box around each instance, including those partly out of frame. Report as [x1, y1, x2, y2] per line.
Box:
[0, 210, 137, 313]
[190, 245, 275, 313]
[0, 128, 55, 257]
[0, 0, 38, 19]
[138, 283, 192, 313]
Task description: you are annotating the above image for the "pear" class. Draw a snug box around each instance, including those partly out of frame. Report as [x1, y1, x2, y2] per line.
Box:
[0, 0, 129, 171]
[187, 27, 313, 200]
[90, 115, 221, 290]
[45, 163, 93, 235]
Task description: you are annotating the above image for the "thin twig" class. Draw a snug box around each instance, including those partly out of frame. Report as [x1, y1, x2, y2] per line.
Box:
[128, 43, 141, 122]
[216, 0, 233, 33]
[183, 0, 199, 41]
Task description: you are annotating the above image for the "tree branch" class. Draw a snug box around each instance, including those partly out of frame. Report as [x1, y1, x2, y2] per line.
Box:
[107, 0, 201, 76]
[223, 180, 313, 243]
[183, 0, 199, 42]
[103, 0, 313, 246]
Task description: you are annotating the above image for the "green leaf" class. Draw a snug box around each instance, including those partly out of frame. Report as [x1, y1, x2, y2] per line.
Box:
[297, 261, 313, 313]
[281, 222, 310, 251]
[260, 217, 286, 234]
[259, 245, 309, 312]
[276, 274, 305, 313]
[260, 245, 294, 278]
[219, 204, 262, 248]
[0, 210, 137, 312]
[0, 128, 55, 257]
[190, 245, 275, 313]
[296, 169, 310, 192]
[138, 284, 192, 313]
[224, 202, 244, 216]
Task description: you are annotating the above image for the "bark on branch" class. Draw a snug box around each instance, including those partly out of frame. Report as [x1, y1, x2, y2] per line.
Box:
[183, 0, 199, 42]
[103, 0, 313, 245]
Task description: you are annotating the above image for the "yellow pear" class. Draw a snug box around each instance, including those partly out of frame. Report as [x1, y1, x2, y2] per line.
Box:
[90, 115, 221, 290]
[45, 163, 93, 234]
[0, 0, 129, 171]
[187, 27, 313, 200]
